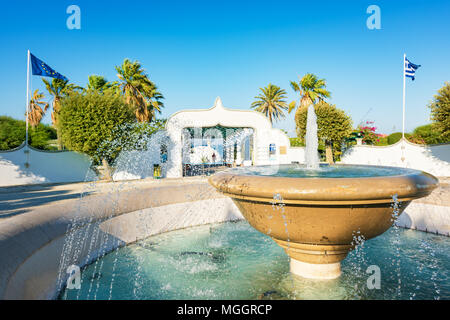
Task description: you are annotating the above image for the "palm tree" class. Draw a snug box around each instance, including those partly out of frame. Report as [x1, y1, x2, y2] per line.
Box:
[27, 90, 49, 128]
[289, 73, 332, 164]
[86, 75, 119, 93]
[43, 78, 81, 126]
[42, 78, 81, 149]
[115, 59, 164, 122]
[288, 73, 331, 113]
[251, 84, 288, 123]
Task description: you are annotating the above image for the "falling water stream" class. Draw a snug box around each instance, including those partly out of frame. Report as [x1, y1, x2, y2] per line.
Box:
[305, 104, 320, 169]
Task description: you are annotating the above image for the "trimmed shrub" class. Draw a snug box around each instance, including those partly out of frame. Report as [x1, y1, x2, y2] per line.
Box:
[387, 132, 411, 145]
[58, 91, 135, 164]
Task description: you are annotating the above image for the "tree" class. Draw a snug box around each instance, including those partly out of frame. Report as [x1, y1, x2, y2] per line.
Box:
[251, 84, 288, 123]
[412, 124, 446, 144]
[86, 75, 119, 93]
[288, 73, 331, 113]
[390, 124, 448, 145]
[27, 89, 49, 127]
[42, 78, 82, 149]
[0, 116, 57, 150]
[289, 73, 332, 163]
[295, 101, 352, 162]
[428, 82, 450, 141]
[99, 120, 167, 157]
[58, 91, 135, 165]
[289, 137, 305, 147]
[115, 59, 164, 123]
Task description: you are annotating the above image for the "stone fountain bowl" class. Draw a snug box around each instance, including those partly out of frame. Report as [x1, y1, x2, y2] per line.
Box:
[208, 164, 439, 279]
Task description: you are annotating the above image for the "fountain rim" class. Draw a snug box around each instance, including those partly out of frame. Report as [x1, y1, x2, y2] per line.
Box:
[208, 164, 439, 205]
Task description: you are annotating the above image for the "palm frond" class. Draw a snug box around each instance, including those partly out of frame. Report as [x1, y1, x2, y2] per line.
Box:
[289, 73, 331, 113]
[115, 58, 165, 122]
[288, 101, 297, 113]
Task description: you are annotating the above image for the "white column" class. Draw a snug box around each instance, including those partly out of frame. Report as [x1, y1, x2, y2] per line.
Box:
[166, 129, 183, 178]
[236, 143, 242, 165]
[227, 144, 232, 164]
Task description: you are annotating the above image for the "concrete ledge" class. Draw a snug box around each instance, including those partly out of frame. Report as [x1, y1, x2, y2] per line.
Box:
[101, 198, 242, 243]
[396, 177, 450, 236]
[397, 203, 450, 236]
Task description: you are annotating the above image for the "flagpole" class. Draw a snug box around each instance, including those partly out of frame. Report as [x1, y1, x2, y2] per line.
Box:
[402, 53, 406, 139]
[25, 50, 30, 146]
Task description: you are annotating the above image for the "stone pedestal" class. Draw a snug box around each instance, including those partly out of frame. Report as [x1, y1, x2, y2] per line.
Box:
[290, 259, 341, 280]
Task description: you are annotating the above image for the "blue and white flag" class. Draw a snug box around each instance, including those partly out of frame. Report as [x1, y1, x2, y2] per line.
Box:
[404, 57, 420, 81]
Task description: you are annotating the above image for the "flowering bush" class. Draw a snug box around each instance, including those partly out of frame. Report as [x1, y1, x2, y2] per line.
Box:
[357, 121, 379, 145]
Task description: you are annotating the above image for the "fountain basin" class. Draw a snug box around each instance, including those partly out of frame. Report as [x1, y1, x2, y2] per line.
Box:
[60, 221, 450, 300]
[208, 164, 439, 279]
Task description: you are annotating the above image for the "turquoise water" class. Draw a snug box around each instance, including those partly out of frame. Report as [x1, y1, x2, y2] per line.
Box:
[60, 221, 449, 300]
[226, 164, 421, 178]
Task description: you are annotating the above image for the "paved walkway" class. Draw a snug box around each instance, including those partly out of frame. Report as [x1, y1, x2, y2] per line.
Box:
[0, 176, 217, 219]
[414, 177, 450, 206]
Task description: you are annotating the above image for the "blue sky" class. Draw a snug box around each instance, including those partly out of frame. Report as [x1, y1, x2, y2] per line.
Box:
[1, 0, 449, 136]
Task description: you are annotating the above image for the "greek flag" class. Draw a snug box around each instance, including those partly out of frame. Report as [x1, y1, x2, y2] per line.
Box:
[404, 57, 420, 81]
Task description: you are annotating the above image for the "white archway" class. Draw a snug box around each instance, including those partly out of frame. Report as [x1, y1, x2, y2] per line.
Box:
[165, 97, 293, 178]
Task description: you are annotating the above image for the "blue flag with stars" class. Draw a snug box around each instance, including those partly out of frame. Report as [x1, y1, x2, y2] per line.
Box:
[30, 53, 68, 81]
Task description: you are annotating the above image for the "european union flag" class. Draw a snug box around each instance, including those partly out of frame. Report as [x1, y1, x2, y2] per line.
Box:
[30, 53, 68, 81]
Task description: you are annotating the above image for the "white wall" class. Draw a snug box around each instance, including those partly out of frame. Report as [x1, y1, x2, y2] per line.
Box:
[341, 139, 450, 177]
[396, 202, 450, 236]
[287, 147, 306, 164]
[0, 144, 96, 187]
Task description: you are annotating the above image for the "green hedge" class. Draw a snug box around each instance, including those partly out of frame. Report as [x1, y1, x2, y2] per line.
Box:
[413, 124, 447, 144]
[0, 116, 57, 150]
[289, 137, 305, 147]
[387, 132, 411, 145]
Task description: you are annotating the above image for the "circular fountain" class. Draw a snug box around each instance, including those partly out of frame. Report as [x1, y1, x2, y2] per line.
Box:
[208, 164, 438, 280]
